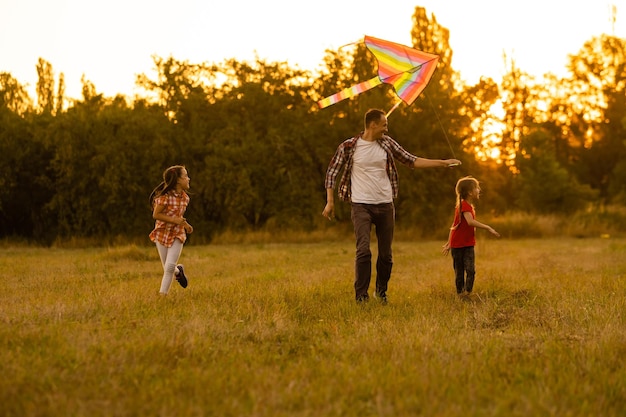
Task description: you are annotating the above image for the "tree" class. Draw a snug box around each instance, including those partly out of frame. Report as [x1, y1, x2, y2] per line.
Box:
[0, 73, 32, 115]
[136, 55, 215, 122]
[55, 72, 65, 114]
[46, 76, 175, 239]
[515, 130, 596, 213]
[0, 98, 55, 240]
[565, 35, 626, 202]
[197, 58, 320, 231]
[36, 58, 56, 115]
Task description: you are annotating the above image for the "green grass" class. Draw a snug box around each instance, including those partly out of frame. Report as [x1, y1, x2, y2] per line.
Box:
[1, 238, 625, 416]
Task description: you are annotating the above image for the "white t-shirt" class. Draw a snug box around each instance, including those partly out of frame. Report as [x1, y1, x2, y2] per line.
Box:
[351, 138, 393, 204]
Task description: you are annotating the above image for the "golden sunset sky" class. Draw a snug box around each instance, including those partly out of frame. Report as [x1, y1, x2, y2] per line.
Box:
[1, 0, 624, 99]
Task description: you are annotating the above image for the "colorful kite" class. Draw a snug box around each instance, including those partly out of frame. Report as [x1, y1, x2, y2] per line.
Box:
[318, 35, 440, 115]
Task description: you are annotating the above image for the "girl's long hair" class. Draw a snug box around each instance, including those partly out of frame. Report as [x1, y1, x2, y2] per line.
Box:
[451, 176, 479, 230]
[149, 165, 185, 208]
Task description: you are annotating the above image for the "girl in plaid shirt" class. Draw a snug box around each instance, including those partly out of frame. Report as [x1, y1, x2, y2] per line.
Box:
[149, 165, 193, 295]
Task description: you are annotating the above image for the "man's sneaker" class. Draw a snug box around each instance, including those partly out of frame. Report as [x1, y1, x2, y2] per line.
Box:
[356, 295, 370, 304]
[176, 264, 188, 288]
[374, 292, 388, 305]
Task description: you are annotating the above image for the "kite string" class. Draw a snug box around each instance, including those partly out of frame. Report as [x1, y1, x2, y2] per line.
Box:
[426, 94, 457, 159]
[337, 39, 362, 50]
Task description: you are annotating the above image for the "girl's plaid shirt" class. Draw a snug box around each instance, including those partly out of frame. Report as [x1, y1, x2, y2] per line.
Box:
[149, 191, 190, 247]
[324, 134, 418, 202]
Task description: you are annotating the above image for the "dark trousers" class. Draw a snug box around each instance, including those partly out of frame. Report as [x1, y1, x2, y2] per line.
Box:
[351, 203, 394, 300]
[451, 246, 476, 293]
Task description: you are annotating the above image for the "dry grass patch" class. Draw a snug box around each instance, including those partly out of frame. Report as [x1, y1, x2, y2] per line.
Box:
[1, 238, 625, 416]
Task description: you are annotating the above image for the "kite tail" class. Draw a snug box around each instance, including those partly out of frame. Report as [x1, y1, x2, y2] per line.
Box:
[318, 76, 382, 109]
[386, 100, 402, 117]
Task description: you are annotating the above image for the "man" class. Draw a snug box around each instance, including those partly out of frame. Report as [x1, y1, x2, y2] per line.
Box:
[322, 109, 461, 304]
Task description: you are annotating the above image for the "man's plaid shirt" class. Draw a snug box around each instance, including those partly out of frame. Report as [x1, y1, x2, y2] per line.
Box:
[324, 133, 418, 202]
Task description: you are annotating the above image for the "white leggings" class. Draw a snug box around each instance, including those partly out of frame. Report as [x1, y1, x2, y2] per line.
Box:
[155, 240, 183, 294]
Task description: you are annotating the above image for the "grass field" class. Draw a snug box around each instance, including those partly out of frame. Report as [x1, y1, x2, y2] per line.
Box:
[1, 237, 625, 416]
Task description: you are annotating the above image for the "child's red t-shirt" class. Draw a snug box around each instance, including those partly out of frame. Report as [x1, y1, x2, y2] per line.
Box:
[450, 200, 476, 248]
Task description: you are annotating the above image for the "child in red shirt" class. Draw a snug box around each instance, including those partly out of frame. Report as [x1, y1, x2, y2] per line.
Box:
[442, 176, 500, 296]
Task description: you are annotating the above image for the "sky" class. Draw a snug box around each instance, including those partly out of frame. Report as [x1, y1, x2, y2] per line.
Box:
[1, 0, 625, 100]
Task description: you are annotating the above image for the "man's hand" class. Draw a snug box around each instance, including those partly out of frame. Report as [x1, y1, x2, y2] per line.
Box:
[322, 202, 335, 221]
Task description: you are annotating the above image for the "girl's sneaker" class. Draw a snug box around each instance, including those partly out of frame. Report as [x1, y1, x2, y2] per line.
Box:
[176, 264, 188, 288]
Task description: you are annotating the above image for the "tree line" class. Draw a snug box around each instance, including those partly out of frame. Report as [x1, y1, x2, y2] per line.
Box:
[1, 7, 625, 244]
